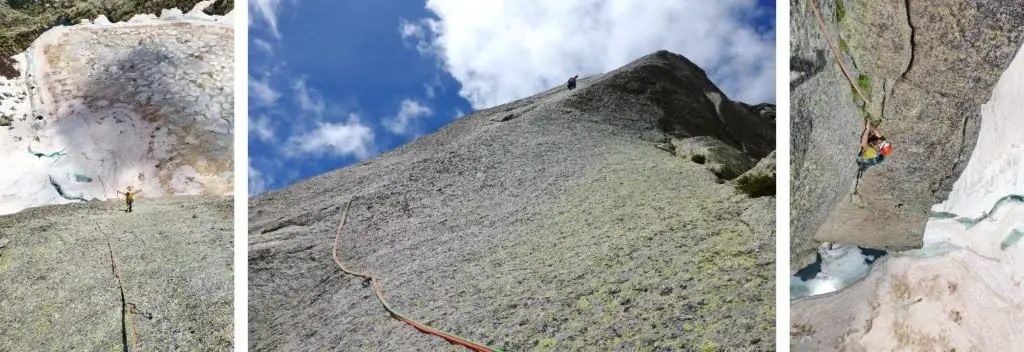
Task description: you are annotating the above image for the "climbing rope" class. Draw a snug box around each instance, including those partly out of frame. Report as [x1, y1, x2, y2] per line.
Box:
[332, 198, 502, 352]
[807, 0, 871, 106]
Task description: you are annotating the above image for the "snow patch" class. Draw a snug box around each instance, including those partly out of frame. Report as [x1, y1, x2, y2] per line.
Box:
[794, 42, 1024, 350]
[0, 5, 232, 215]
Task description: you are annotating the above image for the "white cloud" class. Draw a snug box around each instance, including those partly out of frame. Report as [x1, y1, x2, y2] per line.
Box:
[423, 74, 443, 98]
[249, 75, 281, 105]
[399, 18, 437, 55]
[384, 99, 433, 135]
[250, 0, 286, 39]
[249, 162, 273, 195]
[292, 78, 326, 118]
[250, 115, 275, 141]
[404, 0, 775, 108]
[286, 114, 376, 160]
[253, 38, 274, 55]
[400, 20, 424, 39]
[453, 108, 466, 119]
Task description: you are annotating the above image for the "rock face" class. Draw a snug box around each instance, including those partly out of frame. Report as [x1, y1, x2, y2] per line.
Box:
[0, 196, 233, 351]
[249, 50, 776, 351]
[789, 0, 1024, 272]
[790, 0, 863, 272]
[671, 136, 756, 180]
[791, 0, 1024, 349]
[792, 39, 1024, 350]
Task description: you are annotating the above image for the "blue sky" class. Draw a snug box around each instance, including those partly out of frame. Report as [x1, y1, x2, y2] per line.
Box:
[248, 0, 776, 194]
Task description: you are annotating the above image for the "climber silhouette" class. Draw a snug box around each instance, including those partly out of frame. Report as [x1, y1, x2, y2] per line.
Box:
[567, 74, 578, 90]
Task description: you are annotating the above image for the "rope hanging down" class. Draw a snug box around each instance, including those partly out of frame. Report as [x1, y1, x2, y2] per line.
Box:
[332, 198, 503, 352]
[808, 0, 870, 106]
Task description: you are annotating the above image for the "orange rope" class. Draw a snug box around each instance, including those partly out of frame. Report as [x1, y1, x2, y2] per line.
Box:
[332, 198, 501, 352]
[808, 0, 870, 105]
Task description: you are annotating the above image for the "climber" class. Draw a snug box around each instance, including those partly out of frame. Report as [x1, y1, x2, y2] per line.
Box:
[566, 74, 578, 90]
[857, 119, 891, 175]
[116, 186, 142, 213]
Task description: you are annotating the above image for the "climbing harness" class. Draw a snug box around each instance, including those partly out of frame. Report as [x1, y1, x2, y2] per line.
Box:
[332, 198, 503, 352]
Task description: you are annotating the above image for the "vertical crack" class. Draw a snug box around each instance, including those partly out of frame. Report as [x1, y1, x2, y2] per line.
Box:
[107, 240, 130, 352]
[899, 0, 916, 80]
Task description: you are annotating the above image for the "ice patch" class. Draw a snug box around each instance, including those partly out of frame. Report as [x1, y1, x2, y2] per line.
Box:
[0, 5, 232, 215]
[791, 244, 880, 299]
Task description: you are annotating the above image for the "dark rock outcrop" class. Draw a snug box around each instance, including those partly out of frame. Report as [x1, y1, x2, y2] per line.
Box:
[249, 50, 776, 351]
[0, 0, 234, 59]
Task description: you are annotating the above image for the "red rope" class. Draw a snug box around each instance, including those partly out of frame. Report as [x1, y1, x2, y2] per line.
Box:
[332, 199, 501, 352]
[808, 0, 870, 105]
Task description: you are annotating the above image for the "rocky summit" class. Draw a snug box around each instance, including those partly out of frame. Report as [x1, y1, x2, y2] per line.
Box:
[249, 50, 776, 351]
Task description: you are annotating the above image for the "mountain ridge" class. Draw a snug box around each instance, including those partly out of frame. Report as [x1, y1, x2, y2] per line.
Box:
[249, 49, 776, 351]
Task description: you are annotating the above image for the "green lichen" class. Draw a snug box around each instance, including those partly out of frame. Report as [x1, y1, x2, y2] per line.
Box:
[576, 297, 593, 311]
[675, 226, 770, 348]
[857, 74, 871, 94]
[835, 0, 846, 23]
[0, 247, 17, 277]
[698, 340, 720, 352]
[536, 338, 558, 350]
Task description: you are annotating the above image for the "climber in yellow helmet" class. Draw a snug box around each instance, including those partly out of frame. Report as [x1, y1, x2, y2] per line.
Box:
[116, 186, 142, 213]
[857, 119, 892, 177]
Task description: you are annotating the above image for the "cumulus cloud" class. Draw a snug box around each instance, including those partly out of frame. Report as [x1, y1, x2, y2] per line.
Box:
[286, 114, 376, 160]
[249, 0, 287, 39]
[384, 99, 434, 135]
[250, 115, 275, 141]
[402, 0, 775, 108]
[249, 75, 281, 106]
[253, 38, 275, 55]
[249, 162, 273, 195]
[292, 78, 327, 118]
[423, 74, 443, 98]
